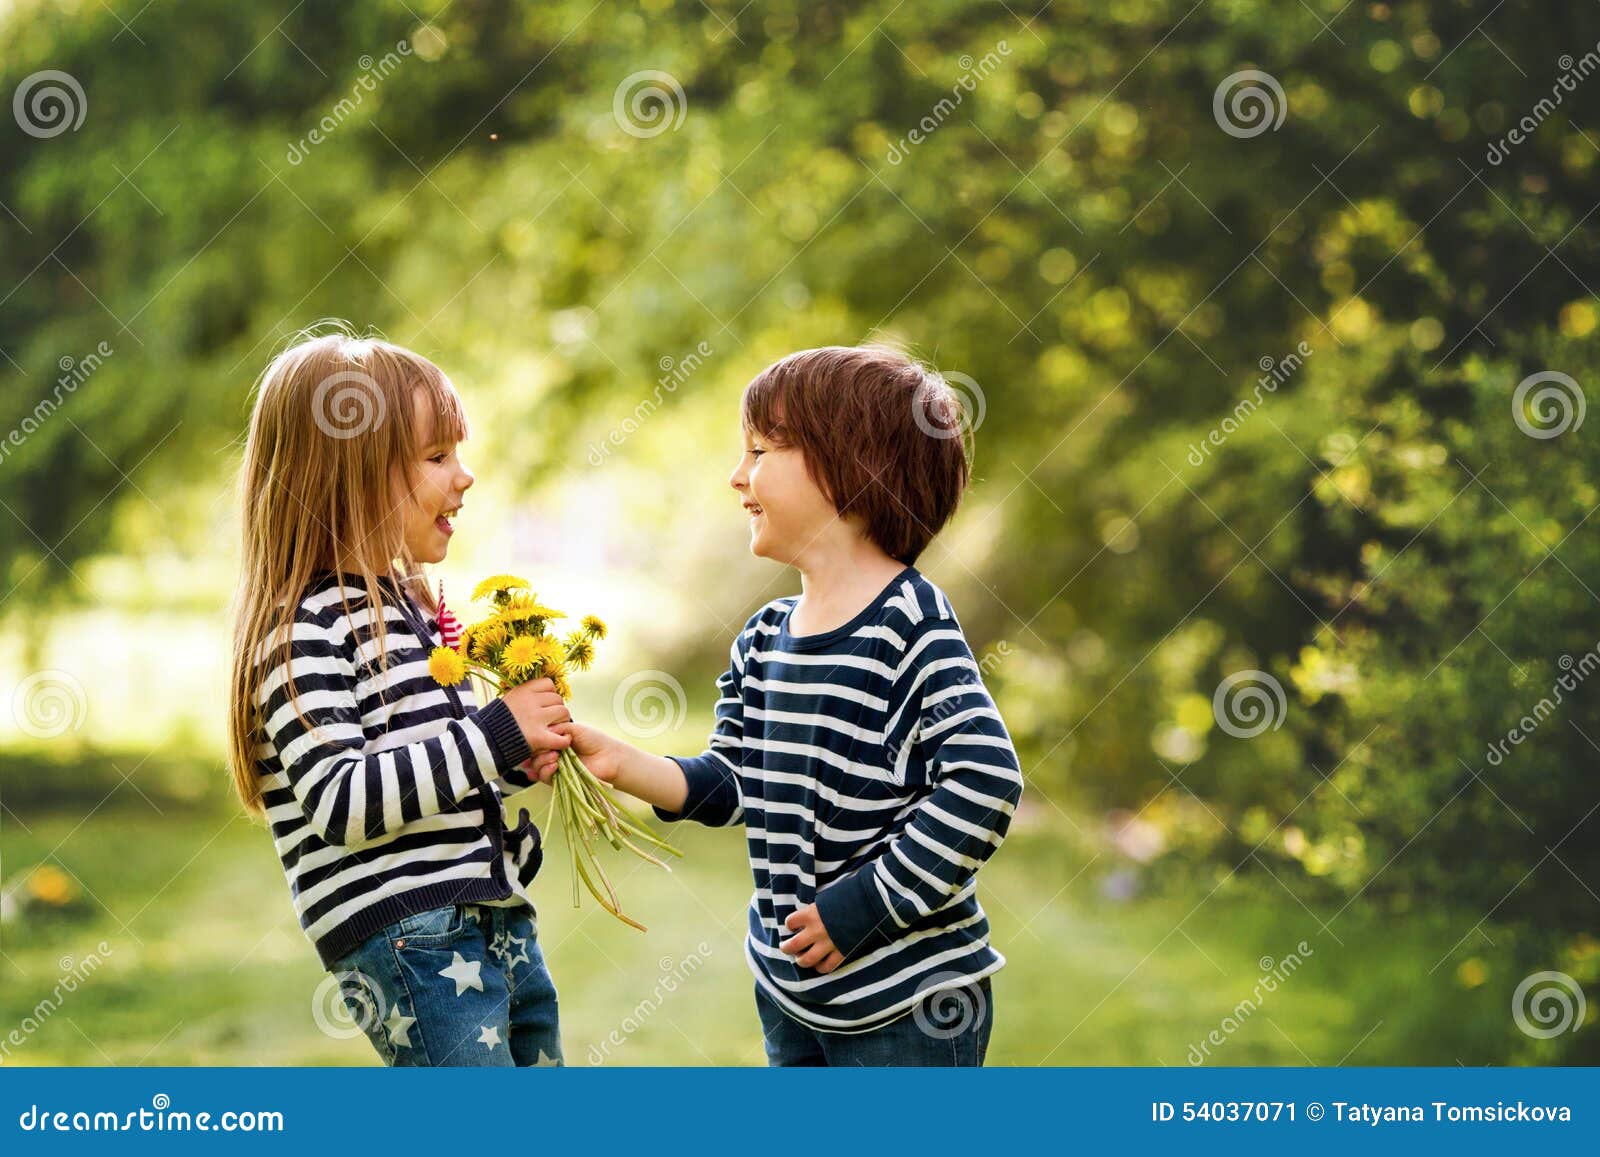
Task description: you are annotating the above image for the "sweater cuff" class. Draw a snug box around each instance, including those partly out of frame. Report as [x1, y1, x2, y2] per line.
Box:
[653, 754, 735, 825]
[475, 697, 533, 770]
[815, 863, 899, 960]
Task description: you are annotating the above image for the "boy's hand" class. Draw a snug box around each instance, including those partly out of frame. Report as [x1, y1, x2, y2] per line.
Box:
[780, 903, 844, 973]
[524, 721, 618, 784]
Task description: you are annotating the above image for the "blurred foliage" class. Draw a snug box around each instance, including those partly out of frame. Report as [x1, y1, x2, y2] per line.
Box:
[3, 0, 1599, 1060]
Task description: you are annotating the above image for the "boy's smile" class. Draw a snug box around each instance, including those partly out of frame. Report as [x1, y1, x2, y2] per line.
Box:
[729, 430, 838, 564]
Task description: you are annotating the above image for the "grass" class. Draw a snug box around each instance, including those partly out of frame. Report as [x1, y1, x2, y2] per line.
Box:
[0, 785, 1532, 1066]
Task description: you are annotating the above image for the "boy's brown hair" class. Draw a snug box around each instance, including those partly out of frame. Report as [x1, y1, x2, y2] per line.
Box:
[741, 345, 972, 564]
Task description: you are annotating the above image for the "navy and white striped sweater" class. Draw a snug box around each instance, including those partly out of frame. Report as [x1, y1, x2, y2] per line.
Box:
[659, 567, 1024, 1033]
[253, 573, 541, 969]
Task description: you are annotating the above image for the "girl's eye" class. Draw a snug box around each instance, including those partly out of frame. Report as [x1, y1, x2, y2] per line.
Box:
[428, 451, 449, 464]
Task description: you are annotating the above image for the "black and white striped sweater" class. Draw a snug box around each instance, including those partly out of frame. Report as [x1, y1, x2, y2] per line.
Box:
[253, 572, 540, 968]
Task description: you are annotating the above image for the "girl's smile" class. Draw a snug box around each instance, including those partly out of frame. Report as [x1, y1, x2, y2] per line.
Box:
[400, 390, 475, 564]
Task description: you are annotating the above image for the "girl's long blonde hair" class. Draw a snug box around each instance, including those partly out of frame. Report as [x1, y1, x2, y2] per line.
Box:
[227, 322, 467, 818]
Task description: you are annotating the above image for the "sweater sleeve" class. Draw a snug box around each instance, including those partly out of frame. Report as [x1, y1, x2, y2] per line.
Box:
[259, 607, 532, 849]
[814, 618, 1023, 959]
[655, 631, 749, 828]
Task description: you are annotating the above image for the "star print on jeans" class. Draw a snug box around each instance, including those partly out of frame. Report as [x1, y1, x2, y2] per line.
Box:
[385, 1004, 417, 1049]
[488, 930, 530, 971]
[478, 1025, 501, 1051]
[438, 951, 484, 996]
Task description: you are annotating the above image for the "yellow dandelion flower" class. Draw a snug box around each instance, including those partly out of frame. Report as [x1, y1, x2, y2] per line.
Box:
[501, 634, 547, 679]
[581, 614, 607, 640]
[465, 619, 508, 661]
[472, 574, 531, 602]
[525, 634, 564, 670]
[498, 594, 566, 625]
[565, 634, 596, 671]
[428, 645, 467, 686]
[550, 664, 572, 699]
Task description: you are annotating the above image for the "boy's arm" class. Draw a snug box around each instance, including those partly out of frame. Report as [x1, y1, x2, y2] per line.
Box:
[808, 621, 1023, 961]
[554, 634, 749, 824]
[653, 641, 747, 827]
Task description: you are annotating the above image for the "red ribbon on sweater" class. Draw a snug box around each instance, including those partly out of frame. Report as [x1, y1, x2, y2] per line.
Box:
[436, 581, 464, 650]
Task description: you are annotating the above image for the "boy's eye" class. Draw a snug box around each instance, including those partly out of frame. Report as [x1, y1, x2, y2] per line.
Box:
[749, 448, 765, 458]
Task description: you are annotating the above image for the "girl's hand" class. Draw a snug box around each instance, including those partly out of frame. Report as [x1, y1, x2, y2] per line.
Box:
[535, 721, 619, 784]
[499, 677, 573, 754]
[516, 750, 561, 783]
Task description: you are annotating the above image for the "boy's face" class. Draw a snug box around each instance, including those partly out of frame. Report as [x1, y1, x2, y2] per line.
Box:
[395, 388, 474, 565]
[729, 424, 839, 564]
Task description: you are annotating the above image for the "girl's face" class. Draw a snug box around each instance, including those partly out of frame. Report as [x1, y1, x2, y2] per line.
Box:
[395, 391, 474, 565]
[728, 426, 838, 563]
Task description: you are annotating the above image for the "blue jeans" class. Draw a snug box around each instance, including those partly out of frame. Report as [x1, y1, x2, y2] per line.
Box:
[326, 903, 562, 1067]
[755, 976, 993, 1066]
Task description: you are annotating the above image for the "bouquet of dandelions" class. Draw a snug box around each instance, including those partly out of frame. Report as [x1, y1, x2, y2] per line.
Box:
[427, 574, 680, 931]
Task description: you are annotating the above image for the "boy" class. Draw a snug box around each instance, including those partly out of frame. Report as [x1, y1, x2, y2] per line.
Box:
[549, 346, 1023, 1065]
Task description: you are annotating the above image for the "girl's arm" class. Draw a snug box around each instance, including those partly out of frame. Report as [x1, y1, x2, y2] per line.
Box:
[261, 614, 570, 849]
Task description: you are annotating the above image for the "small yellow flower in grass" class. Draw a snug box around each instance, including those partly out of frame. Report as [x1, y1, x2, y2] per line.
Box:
[428, 645, 467, 686]
[472, 574, 531, 602]
[565, 634, 596, 671]
[501, 635, 547, 680]
[27, 864, 75, 906]
[581, 614, 607, 640]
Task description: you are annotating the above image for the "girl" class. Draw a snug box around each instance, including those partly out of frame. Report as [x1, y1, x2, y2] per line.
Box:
[227, 324, 570, 1067]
